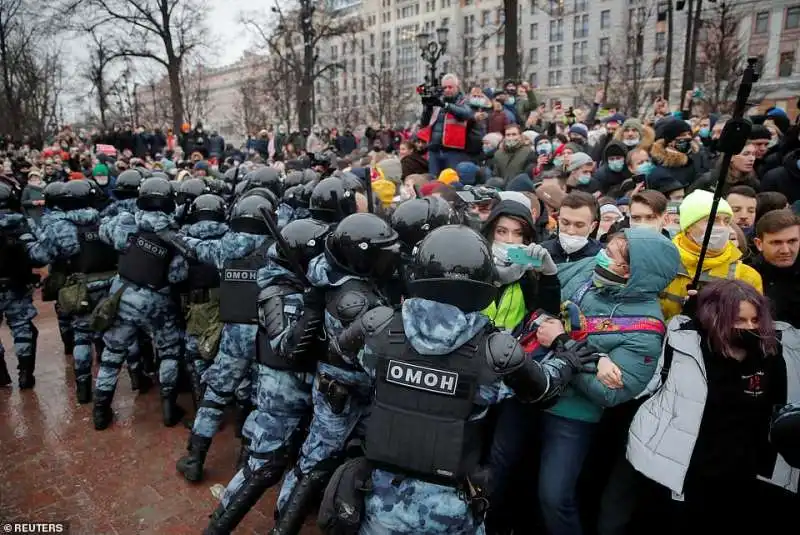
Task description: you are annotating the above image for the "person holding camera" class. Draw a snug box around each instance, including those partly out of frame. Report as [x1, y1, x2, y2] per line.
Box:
[418, 74, 480, 177]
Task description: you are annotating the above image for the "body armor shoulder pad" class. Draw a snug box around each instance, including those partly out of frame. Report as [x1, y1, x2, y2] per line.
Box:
[485, 332, 525, 375]
[258, 284, 297, 338]
[361, 306, 395, 337]
[332, 290, 372, 324]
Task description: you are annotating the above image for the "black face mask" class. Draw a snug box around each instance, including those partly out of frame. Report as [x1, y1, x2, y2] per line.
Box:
[674, 139, 692, 154]
[732, 328, 762, 354]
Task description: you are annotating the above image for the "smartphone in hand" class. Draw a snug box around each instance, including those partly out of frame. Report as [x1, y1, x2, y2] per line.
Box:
[507, 246, 543, 267]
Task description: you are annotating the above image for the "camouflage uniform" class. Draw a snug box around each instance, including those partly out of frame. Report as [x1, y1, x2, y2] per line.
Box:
[0, 213, 39, 386]
[26, 208, 114, 385]
[95, 210, 188, 407]
[204, 256, 315, 533]
[39, 210, 73, 354]
[275, 254, 383, 518]
[275, 203, 310, 229]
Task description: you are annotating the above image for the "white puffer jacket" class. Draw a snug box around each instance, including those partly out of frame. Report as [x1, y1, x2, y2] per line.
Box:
[627, 315, 800, 497]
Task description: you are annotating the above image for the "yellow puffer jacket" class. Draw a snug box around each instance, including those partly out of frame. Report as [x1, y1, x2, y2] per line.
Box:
[660, 232, 763, 321]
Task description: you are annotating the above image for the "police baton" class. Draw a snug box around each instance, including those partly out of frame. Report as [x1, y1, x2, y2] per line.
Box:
[689, 58, 759, 291]
[364, 166, 374, 213]
[257, 205, 312, 286]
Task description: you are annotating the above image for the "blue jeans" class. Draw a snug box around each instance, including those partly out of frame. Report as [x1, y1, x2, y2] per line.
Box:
[428, 149, 470, 177]
[538, 413, 596, 535]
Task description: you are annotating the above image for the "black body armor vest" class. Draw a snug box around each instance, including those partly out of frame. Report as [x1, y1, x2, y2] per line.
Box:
[364, 312, 496, 486]
[324, 278, 385, 368]
[0, 225, 34, 289]
[118, 231, 173, 290]
[68, 223, 117, 274]
[219, 243, 271, 324]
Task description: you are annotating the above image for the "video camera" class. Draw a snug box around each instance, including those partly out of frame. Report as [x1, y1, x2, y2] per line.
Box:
[456, 185, 500, 205]
[416, 83, 443, 100]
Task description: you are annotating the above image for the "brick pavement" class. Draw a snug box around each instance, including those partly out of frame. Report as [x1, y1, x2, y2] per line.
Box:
[0, 299, 320, 535]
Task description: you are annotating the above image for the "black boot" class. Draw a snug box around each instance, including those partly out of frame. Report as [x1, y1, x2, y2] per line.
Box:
[128, 366, 153, 393]
[269, 468, 334, 535]
[76, 377, 92, 404]
[17, 362, 35, 390]
[189, 362, 205, 411]
[176, 433, 212, 482]
[234, 400, 253, 439]
[93, 390, 114, 430]
[0, 356, 11, 387]
[204, 452, 286, 535]
[161, 388, 186, 427]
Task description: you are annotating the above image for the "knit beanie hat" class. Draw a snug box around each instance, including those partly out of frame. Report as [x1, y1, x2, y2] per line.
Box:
[372, 178, 396, 206]
[748, 124, 772, 141]
[603, 113, 626, 125]
[620, 118, 644, 136]
[377, 158, 403, 184]
[569, 123, 589, 139]
[679, 189, 734, 231]
[507, 173, 535, 192]
[455, 161, 480, 185]
[656, 117, 692, 143]
[93, 163, 109, 177]
[438, 168, 460, 185]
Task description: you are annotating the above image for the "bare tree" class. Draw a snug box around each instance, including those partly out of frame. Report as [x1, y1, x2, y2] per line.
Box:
[81, 31, 118, 128]
[233, 78, 269, 136]
[61, 0, 208, 133]
[365, 61, 415, 127]
[179, 55, 212, 126]
[242, 0, 362, 131]
[695, 0, 745, 112]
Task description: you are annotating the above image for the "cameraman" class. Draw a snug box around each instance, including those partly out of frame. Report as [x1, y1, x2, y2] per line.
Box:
[419, 73, 480, 176]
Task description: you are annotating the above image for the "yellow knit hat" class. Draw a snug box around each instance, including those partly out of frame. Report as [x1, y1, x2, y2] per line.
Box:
[438, 168, 459, 185]
[372, 178, 397, 207]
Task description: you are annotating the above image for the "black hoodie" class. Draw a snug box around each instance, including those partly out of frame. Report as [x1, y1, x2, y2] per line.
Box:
[481, 200, 561, 316]
[593, 140, 632, 197]
[760, 149, 800, 204]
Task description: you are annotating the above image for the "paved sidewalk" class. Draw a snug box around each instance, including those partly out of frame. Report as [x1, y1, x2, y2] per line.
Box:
[0, 299, 319, 534]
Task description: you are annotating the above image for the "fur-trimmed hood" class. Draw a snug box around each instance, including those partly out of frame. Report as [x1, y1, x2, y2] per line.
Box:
[613, 124, 655, 152]
[650, 138, 700, 169]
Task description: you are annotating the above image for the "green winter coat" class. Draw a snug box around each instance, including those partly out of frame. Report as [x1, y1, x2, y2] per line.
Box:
[547, 227, 680, 423]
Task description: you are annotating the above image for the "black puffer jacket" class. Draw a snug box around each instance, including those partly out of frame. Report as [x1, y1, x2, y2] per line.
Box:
[760, 149, 800, 204]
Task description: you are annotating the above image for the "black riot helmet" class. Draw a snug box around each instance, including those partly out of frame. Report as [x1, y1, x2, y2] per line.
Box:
[189, 194, 227, 224]
[274, 218, 331, 273]
[282, 184, 313, 209]
[302, 168, 319, 183]
[339, 171, 365, 194]
[406, 225, 498, 312]
[245, 167, 282, 198]
[0, 182, 20, 212]
[770, 402, 800, 469]
[177, 177, 210, 205]
[114, 169, 144, 199]
[229, 195, 273, 235]
[325, 213, 401, 279]
[44, 181, 66, 210]
[284, 170, 305, 188]
[309, 177, 357, 223]
[240, 186, 279, 207]
[137, 177, 175, 213]
[391, 196, 458, 251]
[150, 171, 169, 180]
[61, 179, 96, 210]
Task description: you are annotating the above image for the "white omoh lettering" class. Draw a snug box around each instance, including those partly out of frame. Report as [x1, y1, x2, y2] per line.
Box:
[385, 360, 459, 396]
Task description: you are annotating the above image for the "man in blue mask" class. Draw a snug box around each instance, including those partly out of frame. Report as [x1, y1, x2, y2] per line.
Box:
[594, 141, 631, 197]
[566, 152, 599, 194]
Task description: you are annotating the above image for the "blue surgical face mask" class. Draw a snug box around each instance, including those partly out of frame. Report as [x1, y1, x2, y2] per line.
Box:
[699, 127, 711, 138]
[553, 157, 564, 168]
[537, 143, 552, 155]
[577, 174, 592, 185]
[608, 159, 625, 172]
[483, 146, 495, 155]
[636, 161, 655, 176]
[506, 96, 516, 105]
[623, 138, 640, 147]
[469, 97, 485, 107]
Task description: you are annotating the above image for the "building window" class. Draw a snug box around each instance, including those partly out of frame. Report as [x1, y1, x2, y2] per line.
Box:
[779, 51, 795, 77]
[530, 72, 538, 87]
[655, 31, 666, 52]
[496, 55, 502, 70]
[529, 47, 538, 65]
[548, 44, 563, 67]
[754, 11, 769, 33]
[600, 10, 611, 29]
[549, 19, 564, 42]
[573, 14, 589, 38]
[530, 22, 538, 40]
[787, 7, 800, 29]
[654, 58, 666, 76]
[441, 17, 449, 28]
[657, 1, 667, 22]
[482, 9, 490, 26]
[548, 70, 562, 86]
[482, 57, 488, 72]
[598, 64, 609, 82]
[599, 37, 609, 56]
[573, 0, 588, 12]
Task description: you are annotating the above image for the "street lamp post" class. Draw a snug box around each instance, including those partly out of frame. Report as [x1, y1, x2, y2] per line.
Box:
[415, 27, 449, 88]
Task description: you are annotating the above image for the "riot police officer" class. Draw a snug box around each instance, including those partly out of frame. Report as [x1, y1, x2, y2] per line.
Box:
[101, 169, 143, 218]
[271, 212, 401, 534]
[26, 180, 118, 403]
[308, 177, 358, 224]
[204, 218, 331, 534]
[0, 183, 41, 388]
[391, 196, 458, 252]
[95, 177, 189, 430]
[320, 225, 598, 534]
[175, 194, 275, 483]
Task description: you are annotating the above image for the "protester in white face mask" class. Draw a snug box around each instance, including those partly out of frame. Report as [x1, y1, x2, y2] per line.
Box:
[540, 191, 602, 263]
[629, 190, 668, 235]
[658, 189, 764, 322]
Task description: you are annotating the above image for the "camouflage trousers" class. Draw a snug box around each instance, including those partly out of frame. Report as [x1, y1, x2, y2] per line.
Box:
[95, 281, 182, 397]
[219, 364, 314, 508]
[0, 289, 38, 372]
[192, 323, 256, 439]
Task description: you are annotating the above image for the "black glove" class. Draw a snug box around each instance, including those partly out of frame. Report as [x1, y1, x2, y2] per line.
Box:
[551, 339, 600, 374]
[157, 230, 197, 261]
